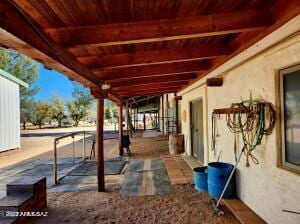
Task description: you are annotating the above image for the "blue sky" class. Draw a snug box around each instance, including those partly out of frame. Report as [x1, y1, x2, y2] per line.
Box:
[35, 64, 74, 101]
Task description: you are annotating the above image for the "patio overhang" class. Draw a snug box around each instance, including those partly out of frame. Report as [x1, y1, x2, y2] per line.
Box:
[0, 1, 299, 101]
[0, 0, 299, 192]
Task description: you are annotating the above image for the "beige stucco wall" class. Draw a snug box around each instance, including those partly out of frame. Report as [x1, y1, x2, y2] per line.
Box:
[180, 30, 300, 223]
[181, 86, 209, 163]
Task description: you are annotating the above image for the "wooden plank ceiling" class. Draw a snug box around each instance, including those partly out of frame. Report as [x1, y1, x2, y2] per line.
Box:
[0, 0, 299, 103]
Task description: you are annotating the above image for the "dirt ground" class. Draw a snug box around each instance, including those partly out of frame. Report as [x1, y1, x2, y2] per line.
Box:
[34, 131, 238, 224]
[0, 126, 119, 168]
[129, 132, 169, 159]
[37, 185, 238, 224]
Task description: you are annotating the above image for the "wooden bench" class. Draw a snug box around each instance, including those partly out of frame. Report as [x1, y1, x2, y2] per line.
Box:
[0, 177, 47, 224]
[222, 198, 266, 224]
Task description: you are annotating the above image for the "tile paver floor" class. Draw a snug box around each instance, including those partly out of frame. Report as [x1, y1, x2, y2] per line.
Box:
[161, 155, 194, 185]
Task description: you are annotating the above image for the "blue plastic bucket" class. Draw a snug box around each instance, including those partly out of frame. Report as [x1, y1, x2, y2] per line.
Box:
[193, 166, 208, 192]
[207, 162, 235, 198]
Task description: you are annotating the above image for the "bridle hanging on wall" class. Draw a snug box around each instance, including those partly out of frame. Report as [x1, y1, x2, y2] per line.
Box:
[211, 99, 276, 167]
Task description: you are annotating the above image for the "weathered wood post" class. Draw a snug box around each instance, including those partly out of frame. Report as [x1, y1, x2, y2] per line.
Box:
[126, 99, 129, 135]
[157, 102, 160, 131]
[96, 96, 105, 192]
[133, 107, 136, 131]
[162, 95, 164, 135]
[143, 112, 146, 130]
[175, 95, 182, 134]
[119, 103, 123, 156]
[129, 106, 133, 137]
[166, 94, 169, 136]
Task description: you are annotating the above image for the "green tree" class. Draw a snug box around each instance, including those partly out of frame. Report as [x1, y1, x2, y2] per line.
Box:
[20, 99, 34, 130]
[30, 101, 51, 129]
[0, 49, 39, 129]
[104, 107, 112, 122]
[112, 108, 118, 120]
[50, 94, 66, 127]
[67, 83, 93, 126]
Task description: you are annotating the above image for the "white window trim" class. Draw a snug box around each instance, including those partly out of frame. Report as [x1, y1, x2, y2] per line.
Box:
[279, 64, 300, 173]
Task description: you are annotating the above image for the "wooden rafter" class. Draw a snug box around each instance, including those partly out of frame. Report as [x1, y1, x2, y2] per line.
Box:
[1, 0, 298, 99]
[179, 0, 300, 91]
[0, 1, 99, 85]
[122, 89, 176, 97]
[107, 72, 197, 88]
[117, 85, 183, 95]
[45, 10, 272, 48]
[113, 81, 189, 92]
[0, 0, 122, 102]
[95, 60, 211, 80]
[76, 43, 232, 69]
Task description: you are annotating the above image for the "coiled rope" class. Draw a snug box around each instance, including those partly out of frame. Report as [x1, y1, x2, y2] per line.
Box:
[225, 100, 276, 166]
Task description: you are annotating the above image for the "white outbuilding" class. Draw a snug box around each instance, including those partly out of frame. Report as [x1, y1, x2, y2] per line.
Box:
[0, 68, 28, 152]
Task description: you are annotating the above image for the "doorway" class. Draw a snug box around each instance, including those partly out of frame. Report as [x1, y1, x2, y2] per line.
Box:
[190, 99, 204, 163]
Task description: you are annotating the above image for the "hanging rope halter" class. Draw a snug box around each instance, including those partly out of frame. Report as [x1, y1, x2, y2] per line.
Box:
[226, 100, 276, 167]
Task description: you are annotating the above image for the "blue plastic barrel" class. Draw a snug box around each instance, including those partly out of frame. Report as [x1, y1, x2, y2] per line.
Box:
[207, 162, 235, 198]
[193, 166, 208, 192]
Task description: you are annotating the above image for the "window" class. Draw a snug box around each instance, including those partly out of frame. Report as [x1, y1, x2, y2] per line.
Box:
[280, 65, 300, 173]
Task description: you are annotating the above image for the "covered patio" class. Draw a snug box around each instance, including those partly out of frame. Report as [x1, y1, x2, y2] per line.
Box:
[0, 0, 299, 224]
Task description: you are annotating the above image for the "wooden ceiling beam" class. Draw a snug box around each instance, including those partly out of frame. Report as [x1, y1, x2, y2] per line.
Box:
[116, 85, 184, 95]
[0, 1, 123, 104]
[95, 60, 211, 80]
[179, 0, 300, 92]
[129, 95, 159, 105]
[113, 81, 189, 92]
[45, 10, 273, 48]
[0, 1, 100, 86]
[121, 89, 177, 97]
[76, 43, 232, 69]
[90, 88, 122, 104]
[107, 72, 197, 88]
[118, 86, 181, 94]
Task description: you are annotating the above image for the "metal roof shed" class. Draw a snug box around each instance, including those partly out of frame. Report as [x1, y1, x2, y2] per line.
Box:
[0, 68, 28, 152]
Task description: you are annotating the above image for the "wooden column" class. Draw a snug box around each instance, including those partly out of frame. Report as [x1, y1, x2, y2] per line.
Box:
[157, 102, 160, 131]
[136, 106, 139, 130]
[157, 112, 159, 130]
[126, 99, 129, 135]
[118, 104, 123, 156]
[96, 97, 105, 192]
[154, 113, 157, 130]
[166, 94, 169, 136]
[175, 96, 179, 134]
[143, 112, 146, 130]
[162, 95, 164, 135]
[129, 106, 133, 137]
[133, 108, 136, 131]
[175, 95, 182, 134]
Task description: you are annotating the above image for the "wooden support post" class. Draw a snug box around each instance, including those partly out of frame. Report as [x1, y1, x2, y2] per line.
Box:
[162, 95, 164, 135]
[175, 95, 179, 134]
[154, 113, 157, 130]
[157, 102, 160, 131]
[143, 112, 146, 130]
[166, 94, 169, 136]
[96, 97, 105, 192]
[133, 108, 136, 131]
[136, 106, 139, 130]
[157, 112, 159, 130]
[118, 104, 123, 156]
[126, 100, 129, 135]
[129, 106, 133, 137]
